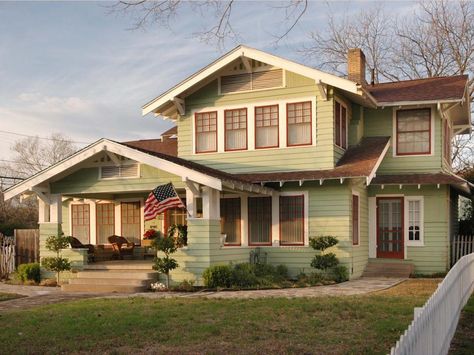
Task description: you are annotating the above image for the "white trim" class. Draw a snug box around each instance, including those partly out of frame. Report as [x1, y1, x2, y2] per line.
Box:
[378, 98, 463, 107]
[334, 98, 348, 150]
[98, 163, 141, 180]
[142, 45, 359, 116]
[68, 200, 96, 244]
[241, 194, 249, 247]
[116, 197, 145, 244]
[351, 190, 361, 247]
[392, 106, 435, 158]
[191, 96, 317, 154]
[404, 196, 424, 247]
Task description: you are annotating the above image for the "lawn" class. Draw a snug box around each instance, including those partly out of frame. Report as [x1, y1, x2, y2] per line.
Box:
[0, 280, 438, 355]
[0, 292, 24, 302]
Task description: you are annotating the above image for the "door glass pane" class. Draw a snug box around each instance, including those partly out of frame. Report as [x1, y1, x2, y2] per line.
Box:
[378, 199, 403, 255]
[121, 202, 141, 245]
[72, 204, 90, 244]
[97, 203, 115, 245]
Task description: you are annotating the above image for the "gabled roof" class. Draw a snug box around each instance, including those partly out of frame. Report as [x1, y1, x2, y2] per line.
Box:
[368, 75, 469, 105]
[142, 45, 364, 117]
[236, 137, 390, 185]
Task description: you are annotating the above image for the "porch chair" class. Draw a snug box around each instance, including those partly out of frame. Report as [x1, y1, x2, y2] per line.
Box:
[107, 235, 135, 260]
[69, 236, 95, 262]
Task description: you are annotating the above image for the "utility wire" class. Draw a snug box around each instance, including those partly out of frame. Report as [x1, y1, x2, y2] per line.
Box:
[0, 129, 92, 145]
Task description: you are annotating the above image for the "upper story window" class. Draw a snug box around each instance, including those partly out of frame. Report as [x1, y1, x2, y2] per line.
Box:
[195, 111, 217, 153]
[334, 101, 347, 149]
[255, 105, 279, 149]
[287, 101, 312, 146]
[444, 119, 451, 164]
[225, 108, 247, 151]
[100, 163, 139, 179]
[396, 108, 431, 155]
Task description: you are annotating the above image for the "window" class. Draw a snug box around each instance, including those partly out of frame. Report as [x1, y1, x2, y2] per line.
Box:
[195, 111, 217, 153]
[352, 194, 359, 245]
[287, 101, 312, 146]
[164, 201, 187, 233]
[96, 203, 114, 245]
[406, 197, 424, 246]
[396, 108, 431, 155]
[121, 202, 141, 245]
[100, 164, 139, 179]
[279, 195, 304, 245]
[444, 119, 451, 163]
[71, 204, 90, 244]
[220, 198, 241, 245]
[225, 108, 247, 151]
[255, 105, 279, 149]
[248, 196, 272, 245]
[334, 101, 347, 149]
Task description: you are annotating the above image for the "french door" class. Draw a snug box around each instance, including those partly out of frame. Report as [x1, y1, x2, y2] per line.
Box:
[376, 197, 404, 259]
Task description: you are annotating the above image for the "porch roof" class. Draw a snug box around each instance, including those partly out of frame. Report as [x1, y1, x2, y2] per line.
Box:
[235, 136, 391, 185]
[371, 173, 474, 197]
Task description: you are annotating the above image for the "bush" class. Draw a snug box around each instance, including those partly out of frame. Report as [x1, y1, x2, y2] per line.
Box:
[296, 272, 325, 286]
[17, 263, 40, 283]
[332, 265, 349, 283]
[171, 279, 195, 292]
[231, 263, 258, 288]
[203, 265, 233, 288]
[309, 236, 338, 251]
[310, 253, 339, 270]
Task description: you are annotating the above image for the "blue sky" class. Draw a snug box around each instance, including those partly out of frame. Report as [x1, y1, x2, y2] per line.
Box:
[0, 1, 414, 160]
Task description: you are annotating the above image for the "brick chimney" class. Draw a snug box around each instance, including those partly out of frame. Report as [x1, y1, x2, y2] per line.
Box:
[347, 48, 367, 85]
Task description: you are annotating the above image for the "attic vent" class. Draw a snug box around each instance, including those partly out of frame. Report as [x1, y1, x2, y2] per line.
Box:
[220, 69, 283, 94]
[100, 164, 139, 179]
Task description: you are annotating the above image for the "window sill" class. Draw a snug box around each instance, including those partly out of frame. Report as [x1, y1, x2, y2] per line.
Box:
[407, 242, 424, 247]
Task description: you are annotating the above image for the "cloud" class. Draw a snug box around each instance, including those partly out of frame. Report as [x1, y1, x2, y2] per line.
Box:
[17, 92, 93, 115]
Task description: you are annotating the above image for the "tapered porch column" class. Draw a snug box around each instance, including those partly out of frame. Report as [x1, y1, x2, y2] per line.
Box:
[202, 186, 220, 220]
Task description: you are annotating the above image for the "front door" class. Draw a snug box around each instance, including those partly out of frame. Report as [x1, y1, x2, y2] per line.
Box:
[377, 197, 404, 259]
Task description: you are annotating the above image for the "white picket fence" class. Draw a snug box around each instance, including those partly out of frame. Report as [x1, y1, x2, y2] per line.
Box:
[451, 235, 474, 266]
[0, 233, 15, 279]
[390, 252, 474, 355]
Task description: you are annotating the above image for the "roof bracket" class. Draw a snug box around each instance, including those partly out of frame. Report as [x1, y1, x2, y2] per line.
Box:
[381, 184, 385, 190]
[279, 181, 285, 187]
[172, 97, 185, 116]
[340, 178, 344, 184]
[299, 180, 304, 187]
[418, 184, 421, 190]
[183, 177, 201, 197]
[399, 184, 403, 190]
[317, 80, 328, 101]
[241, 56, 252, 73]
[106, 151, 122, 166]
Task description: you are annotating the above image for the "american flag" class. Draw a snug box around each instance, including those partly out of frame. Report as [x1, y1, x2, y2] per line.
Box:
[144, 183, 185, 221]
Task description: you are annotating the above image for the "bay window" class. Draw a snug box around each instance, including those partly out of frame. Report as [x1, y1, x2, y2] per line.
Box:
[248, 196, 272, 245]
[334, 101, 347, 149]
[396, 108, 431, 155]
[255, 105, 279, 149]
[279, 195, 304, 245]
[287, 101, 312, 146]
[195, 111, 217, 153]
[225, 108, 247, 151]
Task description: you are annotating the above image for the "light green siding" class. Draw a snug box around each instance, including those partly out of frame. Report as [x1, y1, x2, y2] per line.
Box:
[177, 71, 337, 173]
[364, 105, 443, 174]
[350, 180, 369, 278]
[369, 185, 450, 274]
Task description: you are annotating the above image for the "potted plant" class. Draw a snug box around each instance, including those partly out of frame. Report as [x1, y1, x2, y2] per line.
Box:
[142, 229, 161, 247]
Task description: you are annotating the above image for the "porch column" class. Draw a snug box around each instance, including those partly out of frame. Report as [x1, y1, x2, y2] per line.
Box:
[185, 187, 196, 218]
[202, 186, 220, 220]
[49, 194, 62, 224]
[38, 198, 50, 223]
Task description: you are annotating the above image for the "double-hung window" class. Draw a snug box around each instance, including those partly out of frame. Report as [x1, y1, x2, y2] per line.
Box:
[287, 101, 312, 146]
[195, 111, 217, 153]
[279, 195, 304, 245]
[248, 196, 272, 245]
[396, 108, 431, 155]
[225, 108, 247, 151]
[406, 197, 424, 246]
[334, 101, 347, 149]
[221, 198, 241, 245]
[255, 105, 279, 149]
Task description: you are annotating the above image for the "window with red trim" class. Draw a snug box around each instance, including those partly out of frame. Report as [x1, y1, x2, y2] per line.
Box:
[225, 108, 247, 151]
[121, 202, 141, 245]
[334, 101, 347, 149]
[195, 111, 217, 153]
[220, 198, 241, 245]
[96, 203, 114, 245]
[396, 108, 431, 155]
[279, 195, 304, 245]
[352, 194, 359, 245]
[72, 204, 90, 244]
[255, 105, 279, 148]
[287, 101, 312, 146]
[248, 196, 272, 245]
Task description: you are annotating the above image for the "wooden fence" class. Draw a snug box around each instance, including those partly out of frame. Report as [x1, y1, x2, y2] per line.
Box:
[451, 235, 474, 266]
[14, 229, 39, 266]
[0, 233, 15, 279]
[390, 252, 474, 355]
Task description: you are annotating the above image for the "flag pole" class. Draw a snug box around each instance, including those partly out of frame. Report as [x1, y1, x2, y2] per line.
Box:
[170, 182, 191, 217]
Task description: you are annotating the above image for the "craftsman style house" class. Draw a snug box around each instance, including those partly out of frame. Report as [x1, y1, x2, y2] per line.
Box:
[4, 45, 473, 284]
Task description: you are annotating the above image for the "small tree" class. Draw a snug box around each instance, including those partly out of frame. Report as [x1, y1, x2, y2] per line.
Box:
[309, 236, 348, 282]
[41, 234, 71, 285]
[151, 234, 179, 289]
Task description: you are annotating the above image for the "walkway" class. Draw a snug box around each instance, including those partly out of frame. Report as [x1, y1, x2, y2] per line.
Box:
[0, 277, 404, 312]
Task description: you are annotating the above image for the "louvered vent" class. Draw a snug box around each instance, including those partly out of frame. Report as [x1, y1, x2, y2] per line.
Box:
[220, 69, 283, 94]
[100, 164, 139, 179]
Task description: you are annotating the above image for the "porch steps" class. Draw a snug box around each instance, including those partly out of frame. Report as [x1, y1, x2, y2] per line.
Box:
[362, 260, 415, 278]
[61, 261, 158, 293]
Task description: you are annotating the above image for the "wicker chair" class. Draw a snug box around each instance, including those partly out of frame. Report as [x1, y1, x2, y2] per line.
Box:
[107, 235, 135, 259]
[69, 236, 95, 262]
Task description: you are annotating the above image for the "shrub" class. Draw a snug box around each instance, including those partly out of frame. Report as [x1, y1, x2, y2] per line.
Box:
[17, 263, 40, 283]
[203, 265, 233, 288]
[309, 236, 338, 251]
[42, 234, 71, 284]
[296, 272, 324, 286]
[332, 265, 349, 283]
[275, 264, 289, 279]
[231, 263, 258, 288]
[39, 278, 57, 287]
[310, 253, 339, 270]
[152, 235, 179, 289]
[171, 279, 195, 292]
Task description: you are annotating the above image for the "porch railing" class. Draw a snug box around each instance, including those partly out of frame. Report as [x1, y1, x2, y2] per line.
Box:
[389, 252, 474, 355]
[451, 235, 474, 266]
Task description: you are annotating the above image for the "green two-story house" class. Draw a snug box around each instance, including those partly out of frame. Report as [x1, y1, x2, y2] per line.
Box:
[4, 45, 473, 284]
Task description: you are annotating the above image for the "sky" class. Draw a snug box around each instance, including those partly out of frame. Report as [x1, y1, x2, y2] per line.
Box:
[0, 0, 415, 161]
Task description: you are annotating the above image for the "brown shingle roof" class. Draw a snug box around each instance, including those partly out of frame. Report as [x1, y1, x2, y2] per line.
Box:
[122, 138, 177, 156]
[368, 75, 468, 103]
[236, 136, 390, 183]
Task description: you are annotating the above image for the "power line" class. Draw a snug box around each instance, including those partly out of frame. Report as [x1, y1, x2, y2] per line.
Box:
[0, 175, 25, 180]
[0, 129, 92, 145]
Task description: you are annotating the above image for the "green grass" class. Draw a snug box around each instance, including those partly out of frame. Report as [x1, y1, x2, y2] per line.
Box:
[0, 291, 432, 354]
[0, 292, 23, 302]
[449, 295, 474, 355]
